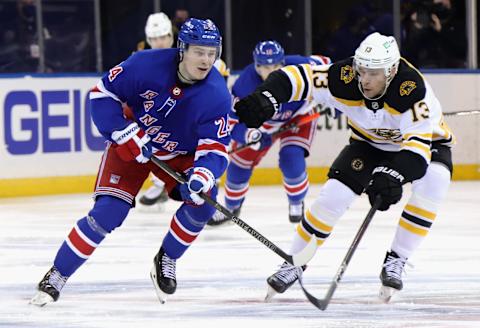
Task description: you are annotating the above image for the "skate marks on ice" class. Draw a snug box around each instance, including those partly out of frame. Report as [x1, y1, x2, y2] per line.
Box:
[1, 182, 480, 327]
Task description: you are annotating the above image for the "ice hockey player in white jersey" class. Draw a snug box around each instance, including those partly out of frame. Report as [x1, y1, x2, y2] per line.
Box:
[234, 32, 455, 302]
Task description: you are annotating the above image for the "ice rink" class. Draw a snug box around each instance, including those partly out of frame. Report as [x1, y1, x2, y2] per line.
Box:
[1, 182, 479, 328]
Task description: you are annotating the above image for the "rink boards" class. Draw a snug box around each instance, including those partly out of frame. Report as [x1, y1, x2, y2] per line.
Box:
[1, 73, 479, 197]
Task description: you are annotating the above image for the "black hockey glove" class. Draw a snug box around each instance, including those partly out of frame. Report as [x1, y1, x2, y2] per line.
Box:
[366, 165, 404, 211]
[234, 90, 279, 128]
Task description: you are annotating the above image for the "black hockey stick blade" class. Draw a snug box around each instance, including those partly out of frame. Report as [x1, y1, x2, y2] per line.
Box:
[149, 156, 316, 266]
[297, 197, 382, 310]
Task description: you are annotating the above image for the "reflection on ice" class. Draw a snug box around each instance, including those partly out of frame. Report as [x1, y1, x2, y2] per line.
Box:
[0, 182, 479, 327]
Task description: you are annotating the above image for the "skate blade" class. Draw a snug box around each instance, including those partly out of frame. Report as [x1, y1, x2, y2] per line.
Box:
[205, 220, 234, 229]
[379, 285, 397, 303]
[29, 291, 54, 307]
[150, 267, 168, 304]
[264, 285, 278, 302]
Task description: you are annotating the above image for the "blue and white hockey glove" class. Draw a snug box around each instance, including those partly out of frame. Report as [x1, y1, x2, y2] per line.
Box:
[112, 122, 152, 163]
[180, 167, 216, 206]
[245, 128, 272, 151]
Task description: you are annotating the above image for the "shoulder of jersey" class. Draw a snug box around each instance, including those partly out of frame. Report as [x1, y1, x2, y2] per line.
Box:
[384, 58, 426, 113]
[327, 57, 362, 100]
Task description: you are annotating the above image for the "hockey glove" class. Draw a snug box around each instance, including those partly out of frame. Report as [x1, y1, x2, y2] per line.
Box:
[112, 122, 152, 163]
[179, 167, 216, 206]
[366, 165, 405, 211]
[245, 128, 272, 151]
[234, 90, 279, 128]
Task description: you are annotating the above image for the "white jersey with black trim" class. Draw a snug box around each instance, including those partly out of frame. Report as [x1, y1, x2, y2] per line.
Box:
[280, 57, 455, 164]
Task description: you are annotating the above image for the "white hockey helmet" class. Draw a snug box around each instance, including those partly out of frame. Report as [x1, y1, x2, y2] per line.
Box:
[145, 12, 173, 40]
[353, 32, 400, 84]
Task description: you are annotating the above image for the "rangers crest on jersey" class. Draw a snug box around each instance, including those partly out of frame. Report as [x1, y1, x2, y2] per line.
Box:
[340, 65, 355, 84]
[140, 90, 159, 100]
[399, 81, 416, 96]
[143, 101, 154, 112]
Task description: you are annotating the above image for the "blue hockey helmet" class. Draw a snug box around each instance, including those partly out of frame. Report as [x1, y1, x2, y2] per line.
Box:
[178, 18, 222, 59]
[253, 40, 285, 66]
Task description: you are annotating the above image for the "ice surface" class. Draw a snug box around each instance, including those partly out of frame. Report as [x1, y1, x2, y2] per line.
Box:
[1, 182, 479, 327]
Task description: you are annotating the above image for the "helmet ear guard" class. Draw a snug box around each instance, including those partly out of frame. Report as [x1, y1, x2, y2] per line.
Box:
[177, 18, 222, 60]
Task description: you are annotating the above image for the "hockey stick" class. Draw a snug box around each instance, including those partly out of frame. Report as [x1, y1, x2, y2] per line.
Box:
[444, 109, 480, 117]
[229, 107, 328, 155]
[149, 156, 316, 266]
[298, 196, 382, 310]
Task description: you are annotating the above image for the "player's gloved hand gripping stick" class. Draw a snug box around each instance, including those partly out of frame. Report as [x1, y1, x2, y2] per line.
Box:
[149, 155, 316, 266]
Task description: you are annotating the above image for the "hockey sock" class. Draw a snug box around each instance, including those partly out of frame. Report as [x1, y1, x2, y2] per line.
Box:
[53, 196, 131, 277]
[162, 188, 218, 259]
[391, 163, 450, 258]
[224, 163, 252, 210]
[290, 179, 356, 254]
[279, 146, 309, 204]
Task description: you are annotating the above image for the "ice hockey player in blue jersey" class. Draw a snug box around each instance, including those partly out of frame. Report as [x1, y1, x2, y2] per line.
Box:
[207, 40, 330, 226]
[30, 18, 231, 306]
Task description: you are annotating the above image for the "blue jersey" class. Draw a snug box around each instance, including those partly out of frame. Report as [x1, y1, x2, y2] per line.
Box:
[230, 55, 330, 142]
[90, 48, 231, 178]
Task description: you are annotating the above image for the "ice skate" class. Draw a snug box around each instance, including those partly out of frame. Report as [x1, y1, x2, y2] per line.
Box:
[139, 186, 168, 205]
[30, 266, 68, 307]
[379, 250, 409, 303]
[265, 261, 306, 301]
[288, 202, 305, 223]
[150, 247, 177, 304]
[206, 206, 240, 227]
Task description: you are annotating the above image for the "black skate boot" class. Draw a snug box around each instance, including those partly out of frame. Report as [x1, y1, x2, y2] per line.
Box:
[379, 250, 409, 303]
[206, 206, 241, 227]
[29, 266, 68, 306]
[288, 202, 304, 223]
[265, 261, 306, 301]
[139, 187, 168, 206]
[150, 247, 177, 304]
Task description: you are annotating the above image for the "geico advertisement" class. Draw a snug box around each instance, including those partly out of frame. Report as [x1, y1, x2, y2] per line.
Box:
[0, 77, 105, 179]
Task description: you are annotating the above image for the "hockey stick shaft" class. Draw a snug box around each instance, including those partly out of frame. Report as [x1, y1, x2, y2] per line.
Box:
[149, 156, 315, 266]
[444, 109, 480, 116]
[299, 196, 382, 310]
[229, 108, 326, 155]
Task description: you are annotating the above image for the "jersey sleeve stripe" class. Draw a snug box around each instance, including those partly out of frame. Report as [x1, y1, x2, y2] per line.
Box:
[94, 80, 122, 102]
[404, 132, 432, 141]
[283, 66, 304, 101]
[297, 64, 310, 100]
[401, 140, 431, 161]
[406, 136, 431, 146]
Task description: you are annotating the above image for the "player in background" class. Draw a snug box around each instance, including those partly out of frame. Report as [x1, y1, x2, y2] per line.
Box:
[234, 32, 454, 302]
[136, 13, 230, 209]
[208, 40, 330, 226]
[30, 18, 231, 306]
[135, 12, 174, 207]
[137, 12, 174, 51]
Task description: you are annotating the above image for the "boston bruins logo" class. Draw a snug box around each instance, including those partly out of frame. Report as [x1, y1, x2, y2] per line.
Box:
[351, 158, 364, 171]
[370, 128, 402, 140]
[399, 81, 416, 96]
[340, 65, 355, 84]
